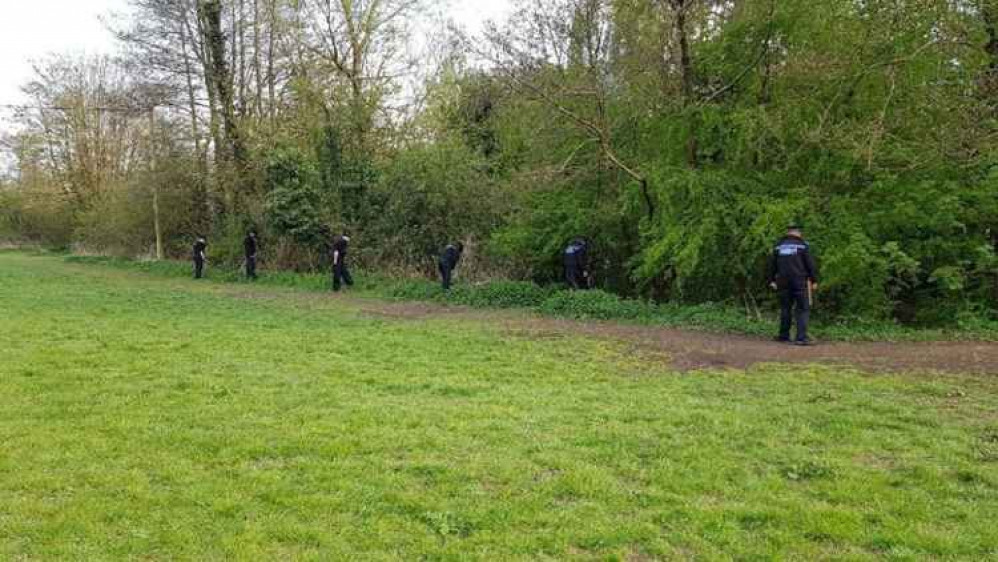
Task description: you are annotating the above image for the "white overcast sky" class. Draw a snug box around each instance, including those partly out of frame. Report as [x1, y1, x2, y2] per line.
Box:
[0, 0, 514, 107]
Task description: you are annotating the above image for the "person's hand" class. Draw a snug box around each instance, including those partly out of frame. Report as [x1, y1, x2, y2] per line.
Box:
[769, 282, 778, 291]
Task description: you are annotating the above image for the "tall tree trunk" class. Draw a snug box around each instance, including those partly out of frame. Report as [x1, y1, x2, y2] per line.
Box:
[339, 0, 371, 151]
[254, 0, 263, 117]
[200, 0, 246, 165]
[192, 2, 224, 163]
[671, 0, 699, 168]
[149, 108, 163, 260]
[674, 0, 694, 102]
[238, 0, 248, 117]
[983, 3, 998, 102]
[178, 6, 204, 164]
[984, 4, 998, 72]
[231, 0, 239, 106]
[268, 0, 277, 124]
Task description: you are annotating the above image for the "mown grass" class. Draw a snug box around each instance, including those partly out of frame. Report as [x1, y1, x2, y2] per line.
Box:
[62, 253, 998, 342]
[1, 252, 997, 559]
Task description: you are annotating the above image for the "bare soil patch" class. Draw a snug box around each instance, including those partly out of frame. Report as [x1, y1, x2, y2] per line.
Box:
[353, 299, 998, 375]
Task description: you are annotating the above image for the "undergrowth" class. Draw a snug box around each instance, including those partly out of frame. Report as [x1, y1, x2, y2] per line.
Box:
[62, 254, 998, 342]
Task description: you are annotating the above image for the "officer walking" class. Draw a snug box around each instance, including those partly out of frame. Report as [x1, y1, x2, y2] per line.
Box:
[439, 242, 464, 291]
[768, 224, 819, 345]
[564, 238, 591, 290]
[244, 230, 259, 280]
[192, 235, 207, 279]
[331, 231, 354, 292]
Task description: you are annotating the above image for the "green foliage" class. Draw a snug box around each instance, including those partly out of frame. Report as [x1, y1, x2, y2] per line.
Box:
[635, 170, 806, 299]
[0, 188, 74, 249]
[364, 138, 495, 268]
[540, 290, 650, 320]
[390, 279, 554, 309]
[6, 0, 998, 331]
[452, 280, 554, 309]
[264, 145, 324, 245]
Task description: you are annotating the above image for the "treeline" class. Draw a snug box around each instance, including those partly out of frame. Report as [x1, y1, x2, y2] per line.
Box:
[1, 0, 997, 325]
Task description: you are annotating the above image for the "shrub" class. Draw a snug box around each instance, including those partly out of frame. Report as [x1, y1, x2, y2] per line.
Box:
[390, 279, 447, 302]
[656, 301, 772, 336]
[264, 145, 325, 246]
[454, 281, 552, 309]
[539, 290, 651, 320]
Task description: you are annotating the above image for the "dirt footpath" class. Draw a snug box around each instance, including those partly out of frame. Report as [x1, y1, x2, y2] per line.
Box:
[356, 300, 998, 375]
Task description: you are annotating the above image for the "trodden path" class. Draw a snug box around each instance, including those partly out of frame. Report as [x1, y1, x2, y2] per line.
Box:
[353, 300, 998, 375]
[47, 253, 998, 376]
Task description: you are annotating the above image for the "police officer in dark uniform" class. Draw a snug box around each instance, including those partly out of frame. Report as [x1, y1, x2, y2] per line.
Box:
[564, 238, 590, 290]
[192, 235, 207, 279]
[439, 242, 464, 291]
[768, 224, 819, 345]
[244, 230, 259, 280]
[331, 231, 353, 291]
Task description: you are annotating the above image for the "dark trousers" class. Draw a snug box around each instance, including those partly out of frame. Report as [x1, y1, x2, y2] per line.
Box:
[332, 262, 353, 291]
[193, 258, 204, 279]
[565, 263, 587, 290]
[439, 261, 454, 290]
[779, 278, 811, 342]
[245, 256, 257, 279]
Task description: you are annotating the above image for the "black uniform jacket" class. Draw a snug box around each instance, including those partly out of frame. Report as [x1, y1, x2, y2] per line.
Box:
[768, 235, 818, 286]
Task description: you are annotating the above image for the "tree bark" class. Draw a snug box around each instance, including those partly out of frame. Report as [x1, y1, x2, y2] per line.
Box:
[200, 0, 246, 165]
[192, 2, 224, 162]
[268, 0, 277, 124]
[178, 5, 205, 164]
[670, 0, 699, 168]
[983, 2, 998, 105]
[253, 0, 263, 117]
[149, 107, 163, 261]
[238, 0, 248, 117]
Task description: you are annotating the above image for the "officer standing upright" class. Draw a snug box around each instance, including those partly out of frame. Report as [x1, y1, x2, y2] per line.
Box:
[768, 224, 819, 345]
[439, 242, 464, 291]
[244, 230, 259, 280]
[564, 238, 591, 290]
[192, 235, 207, 279]
[331, 231, 354, 292]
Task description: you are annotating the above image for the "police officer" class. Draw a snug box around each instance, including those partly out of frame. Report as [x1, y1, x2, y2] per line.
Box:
[564, 238, 590, 290]
[192, 235, 207, 279]
[244, 230, 259, 280]
[768, 224, 819, 345]
[439, 242, 464, 291]
[331, 231, 353, 291]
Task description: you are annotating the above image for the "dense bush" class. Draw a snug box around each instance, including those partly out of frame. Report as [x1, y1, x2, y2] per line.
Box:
[0, 188, 74, 249]
[452, 281, 555, 309]
[539, 290, 651, 320]
[362, 138, 496, 270]
[390, 279, 554, 309]
[264, 146, 325, 246]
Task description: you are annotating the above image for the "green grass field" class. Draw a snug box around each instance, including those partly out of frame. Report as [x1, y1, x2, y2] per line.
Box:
[1, 252, 997, 560]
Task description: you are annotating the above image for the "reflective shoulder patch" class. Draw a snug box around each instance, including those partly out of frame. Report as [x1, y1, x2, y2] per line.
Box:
[778, 243, 806, 256]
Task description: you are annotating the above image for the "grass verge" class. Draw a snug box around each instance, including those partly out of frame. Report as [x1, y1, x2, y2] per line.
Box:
[61, 254, 998, 342]
[1, 252, 997, 559]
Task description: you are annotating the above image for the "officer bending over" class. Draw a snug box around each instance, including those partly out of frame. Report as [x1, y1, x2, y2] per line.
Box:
[564, 238, 591, 290]
[439, 242, 464, 291]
